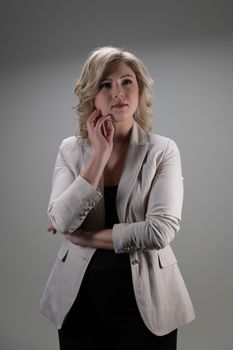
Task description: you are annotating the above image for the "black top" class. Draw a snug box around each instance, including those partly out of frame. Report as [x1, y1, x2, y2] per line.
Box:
[87, 185, 130, 270]
[104, 185, 119, 229]
[79, 185, 136, 311]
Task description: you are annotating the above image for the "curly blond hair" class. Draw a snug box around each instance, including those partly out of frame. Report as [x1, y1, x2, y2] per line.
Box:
[74, 46, 154, 138]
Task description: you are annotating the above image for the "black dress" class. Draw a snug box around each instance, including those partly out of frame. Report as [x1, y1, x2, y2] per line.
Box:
[58, 185, 177, 350]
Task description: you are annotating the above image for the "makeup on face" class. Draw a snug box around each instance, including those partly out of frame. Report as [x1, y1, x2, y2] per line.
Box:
[94, 62, 139, 123]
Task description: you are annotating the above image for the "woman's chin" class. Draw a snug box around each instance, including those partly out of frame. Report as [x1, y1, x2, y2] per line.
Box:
[111, 114, 134, 123]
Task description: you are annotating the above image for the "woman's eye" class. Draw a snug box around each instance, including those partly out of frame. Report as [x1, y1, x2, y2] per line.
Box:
[99, 82, 111, 89]
[122, 79, 132, 85]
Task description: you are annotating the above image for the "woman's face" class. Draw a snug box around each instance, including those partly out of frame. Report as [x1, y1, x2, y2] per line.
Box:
[94, 62, 139, 124]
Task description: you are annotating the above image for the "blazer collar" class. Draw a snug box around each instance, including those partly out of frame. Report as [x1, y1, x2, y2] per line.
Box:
[83, 120, 148, 148]
[129, 120, 149, 146]
[82, 121, 149, 222]
[115, 122, 149, 221]
[82, 120, 149, 163]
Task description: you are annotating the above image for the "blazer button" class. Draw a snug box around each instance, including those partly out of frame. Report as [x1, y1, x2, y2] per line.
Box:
[131, 259, 139, 265]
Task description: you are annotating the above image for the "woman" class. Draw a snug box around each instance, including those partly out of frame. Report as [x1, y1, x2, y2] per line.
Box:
[40, 46, 195, 349]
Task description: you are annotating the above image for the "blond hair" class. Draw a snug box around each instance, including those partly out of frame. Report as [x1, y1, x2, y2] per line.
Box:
[74, 46, 154, 138]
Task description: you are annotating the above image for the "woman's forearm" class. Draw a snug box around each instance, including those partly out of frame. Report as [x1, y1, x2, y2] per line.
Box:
[65, 228, 114, 250]
[79, 152, 107, 190]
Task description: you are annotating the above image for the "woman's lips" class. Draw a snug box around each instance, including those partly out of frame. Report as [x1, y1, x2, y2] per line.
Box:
[112, 104, 128, 109]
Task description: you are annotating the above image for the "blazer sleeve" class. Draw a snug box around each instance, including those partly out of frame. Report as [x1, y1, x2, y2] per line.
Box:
[47, 139, 103, 234]
[112, 139, 184, 253]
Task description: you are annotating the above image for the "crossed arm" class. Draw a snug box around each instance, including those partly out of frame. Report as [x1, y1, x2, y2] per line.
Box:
[48, 110, 115, 249]
[47, 117, 183, 253]
[48, 224, 114, 250]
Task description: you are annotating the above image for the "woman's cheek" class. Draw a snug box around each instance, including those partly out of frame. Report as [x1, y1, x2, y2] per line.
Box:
[95, 94, 111, 115]
[95, 104, 110, 116]
[94, 98, 104, 113]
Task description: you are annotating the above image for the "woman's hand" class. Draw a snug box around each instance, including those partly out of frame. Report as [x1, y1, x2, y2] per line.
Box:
[47, 224, 114, 250]
[86, 109, 114, 160]
[79, 109, 114, 189]
[47, 224, 57, 234]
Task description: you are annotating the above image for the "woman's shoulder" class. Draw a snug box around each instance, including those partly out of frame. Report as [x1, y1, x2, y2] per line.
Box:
[147, 131, 180, 153]
[60, 135, 83, 146]
[136, 122, 180, 152]
[144, 132, 182, 166]
[56, 136, 91, 166]
[59, 135, 88, 152]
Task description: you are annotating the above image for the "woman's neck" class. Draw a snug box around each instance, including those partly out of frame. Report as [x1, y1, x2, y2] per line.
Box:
[112, 118, 133, 144]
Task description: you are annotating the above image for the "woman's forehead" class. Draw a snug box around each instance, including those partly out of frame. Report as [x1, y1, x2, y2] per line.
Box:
[103, 61, 135, 80]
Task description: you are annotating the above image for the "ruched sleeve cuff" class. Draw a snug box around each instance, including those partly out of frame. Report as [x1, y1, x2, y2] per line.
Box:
[48, 175, 103, 234]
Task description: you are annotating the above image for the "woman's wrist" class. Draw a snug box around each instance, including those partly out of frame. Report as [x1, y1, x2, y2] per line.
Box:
[79, 152, 107, 190]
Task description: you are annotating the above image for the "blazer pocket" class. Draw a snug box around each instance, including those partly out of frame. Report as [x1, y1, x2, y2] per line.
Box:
[158, 246, 178, 268]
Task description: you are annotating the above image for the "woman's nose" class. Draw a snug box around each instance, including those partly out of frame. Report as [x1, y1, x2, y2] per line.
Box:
[113, 85, 124, 98]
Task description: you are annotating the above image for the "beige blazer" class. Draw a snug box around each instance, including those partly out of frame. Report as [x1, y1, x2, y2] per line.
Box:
[40, 121, 195, 336]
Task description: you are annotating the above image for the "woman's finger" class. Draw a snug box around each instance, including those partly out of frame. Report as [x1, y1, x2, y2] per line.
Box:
[104, 119, 114, 141]
[94, 114, 112, 132]
[47, 225, 57, 234]
[86, 109, 102, 127]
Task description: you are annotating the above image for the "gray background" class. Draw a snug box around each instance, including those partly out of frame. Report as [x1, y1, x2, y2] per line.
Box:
[1, 0, 232, 349]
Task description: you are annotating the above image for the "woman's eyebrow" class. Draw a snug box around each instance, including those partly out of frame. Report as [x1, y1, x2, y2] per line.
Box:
[101, 74, 135, 82]
[120, 74, 135, 79]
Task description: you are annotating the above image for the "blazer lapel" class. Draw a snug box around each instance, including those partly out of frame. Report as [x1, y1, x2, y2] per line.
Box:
[81, 122, 149, 224]
[116, 122, 149, 222]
